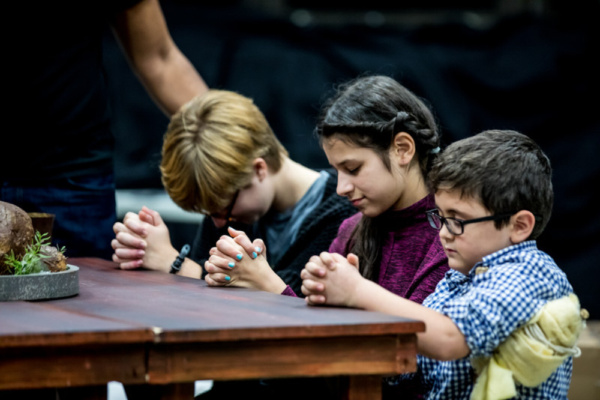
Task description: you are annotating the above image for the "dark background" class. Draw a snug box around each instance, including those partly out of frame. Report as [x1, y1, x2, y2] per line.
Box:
[104, 0, 599, 316]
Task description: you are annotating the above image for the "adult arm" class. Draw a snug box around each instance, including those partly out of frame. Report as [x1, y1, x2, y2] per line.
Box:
[110, 0, 208, 115]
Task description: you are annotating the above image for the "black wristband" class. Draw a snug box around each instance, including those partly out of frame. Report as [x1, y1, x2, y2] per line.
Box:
[170, 244, 191, 274]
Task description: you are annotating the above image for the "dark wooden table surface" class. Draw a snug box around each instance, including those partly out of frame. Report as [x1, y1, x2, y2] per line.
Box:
[0, 257, 425, 399]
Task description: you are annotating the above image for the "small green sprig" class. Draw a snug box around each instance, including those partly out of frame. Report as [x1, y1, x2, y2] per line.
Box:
[3, 232, 65, 275]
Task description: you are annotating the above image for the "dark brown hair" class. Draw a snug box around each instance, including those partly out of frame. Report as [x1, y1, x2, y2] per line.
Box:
[428, 129, 553, 239]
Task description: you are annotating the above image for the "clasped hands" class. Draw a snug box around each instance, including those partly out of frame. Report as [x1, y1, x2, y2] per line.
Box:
[112, 207, 366, 302]
[301, 252, 364, 307]
[204, 227, 286, 294]
[112, 206, 176, 273]
[209, 236, 367, 304]
[111, 207, 287, 293]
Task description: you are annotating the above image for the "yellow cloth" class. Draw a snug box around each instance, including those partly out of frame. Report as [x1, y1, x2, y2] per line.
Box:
[470, 293, 585, 400]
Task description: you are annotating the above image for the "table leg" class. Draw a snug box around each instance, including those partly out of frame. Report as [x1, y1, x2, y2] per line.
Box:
[1, 386, 108, 400]
[345, 375, 382, 400]
[56, 385, 107, 400]
[123, 383, 194, 400]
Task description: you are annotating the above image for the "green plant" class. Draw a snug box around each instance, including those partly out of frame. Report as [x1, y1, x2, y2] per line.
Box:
[3, 232, 66, 275]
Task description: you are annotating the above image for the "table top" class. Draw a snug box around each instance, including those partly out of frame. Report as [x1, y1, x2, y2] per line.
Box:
[0, 257, 425, 393]
[1, 257, 425, 347]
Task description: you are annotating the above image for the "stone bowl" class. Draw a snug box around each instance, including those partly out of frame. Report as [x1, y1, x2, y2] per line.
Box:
[0, 264, 79, 301]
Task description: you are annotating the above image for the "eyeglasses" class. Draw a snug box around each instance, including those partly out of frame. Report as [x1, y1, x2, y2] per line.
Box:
[201, 190, 239, 221]
[426, 209, 516, 236]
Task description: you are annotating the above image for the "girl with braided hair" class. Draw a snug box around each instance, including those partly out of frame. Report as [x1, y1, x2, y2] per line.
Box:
[312, 74, 449, 305]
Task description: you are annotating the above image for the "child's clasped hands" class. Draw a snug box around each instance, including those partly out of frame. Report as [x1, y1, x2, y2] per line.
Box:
[301, 252, 363, 307]
[204, 227, 287, 294]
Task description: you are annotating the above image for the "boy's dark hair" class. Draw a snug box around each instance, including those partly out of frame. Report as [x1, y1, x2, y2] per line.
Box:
[314, 74, 441, 280]
[428, 129, 553, 239]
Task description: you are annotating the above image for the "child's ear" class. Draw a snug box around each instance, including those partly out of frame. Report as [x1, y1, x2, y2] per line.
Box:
[252, 157, 268, 181]
[392, 132, 416, 166]
[510, 210, 536, 243]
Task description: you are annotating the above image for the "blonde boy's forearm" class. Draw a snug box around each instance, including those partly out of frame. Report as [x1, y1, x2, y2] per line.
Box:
[178, 258, 203, 279]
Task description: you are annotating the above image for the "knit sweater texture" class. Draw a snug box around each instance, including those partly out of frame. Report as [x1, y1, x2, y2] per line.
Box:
[329, 194, 449, 304]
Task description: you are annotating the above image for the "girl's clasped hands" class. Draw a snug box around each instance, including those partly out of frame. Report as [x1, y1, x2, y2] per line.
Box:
[300, 251, 364, 307]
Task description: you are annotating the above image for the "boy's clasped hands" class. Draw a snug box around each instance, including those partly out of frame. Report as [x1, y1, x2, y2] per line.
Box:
[205, 228, 287, 294]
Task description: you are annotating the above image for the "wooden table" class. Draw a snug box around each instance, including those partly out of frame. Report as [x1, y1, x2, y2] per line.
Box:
[0, 258, 425, 399]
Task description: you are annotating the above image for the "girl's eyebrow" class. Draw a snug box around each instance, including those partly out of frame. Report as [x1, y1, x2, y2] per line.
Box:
[331, 158, 353, 169]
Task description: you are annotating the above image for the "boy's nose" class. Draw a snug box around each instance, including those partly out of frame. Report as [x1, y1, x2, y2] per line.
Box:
[439, 223, 454, 240]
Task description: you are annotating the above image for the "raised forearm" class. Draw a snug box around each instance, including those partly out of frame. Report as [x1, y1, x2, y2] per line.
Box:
[111, 0, 208, 116]
[133, 45, 207, 115]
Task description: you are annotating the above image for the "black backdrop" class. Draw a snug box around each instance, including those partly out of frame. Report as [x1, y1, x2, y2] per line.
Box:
[104, 2, 599, 316]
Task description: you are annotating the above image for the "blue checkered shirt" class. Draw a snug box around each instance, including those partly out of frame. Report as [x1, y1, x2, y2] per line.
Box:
[418, 241, 574, 399]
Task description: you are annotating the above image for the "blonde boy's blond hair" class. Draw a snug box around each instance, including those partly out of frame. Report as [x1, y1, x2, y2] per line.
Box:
[160, 90, 288, 214]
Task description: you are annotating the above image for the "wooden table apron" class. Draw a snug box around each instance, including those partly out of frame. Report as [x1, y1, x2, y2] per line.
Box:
[0, 257, 424, 397]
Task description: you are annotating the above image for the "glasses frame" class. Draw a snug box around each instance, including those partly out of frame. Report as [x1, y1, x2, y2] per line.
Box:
[223, 189, 239, 222]
[426, 209, 516, 236]
[201, 190, 240, 222]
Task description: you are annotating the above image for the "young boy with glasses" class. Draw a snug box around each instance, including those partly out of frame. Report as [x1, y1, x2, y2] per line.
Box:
[301, 129, 587, 399]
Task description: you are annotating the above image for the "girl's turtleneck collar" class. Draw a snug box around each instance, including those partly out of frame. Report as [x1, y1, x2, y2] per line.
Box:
[377, 193, 435, 228]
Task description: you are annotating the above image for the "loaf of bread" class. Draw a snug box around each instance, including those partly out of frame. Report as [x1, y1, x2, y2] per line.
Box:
[0, 201, 34, 274]
[0, 201, 67, 274]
